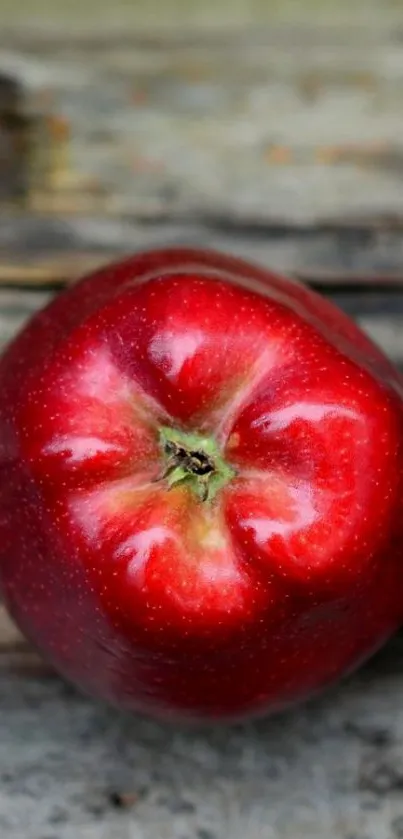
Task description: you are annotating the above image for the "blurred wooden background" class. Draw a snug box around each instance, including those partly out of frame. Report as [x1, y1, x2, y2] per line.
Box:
[2, 0, 403, 285]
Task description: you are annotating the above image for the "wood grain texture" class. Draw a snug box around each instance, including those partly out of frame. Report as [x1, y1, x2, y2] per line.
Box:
[1, 0, 402, 31]
[2, 5, 403, 286]
[2, 13, 403, 233]
[4, 216, 403, 290]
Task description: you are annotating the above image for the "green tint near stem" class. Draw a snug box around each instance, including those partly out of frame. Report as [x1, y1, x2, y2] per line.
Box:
[159, 425, 236, 503]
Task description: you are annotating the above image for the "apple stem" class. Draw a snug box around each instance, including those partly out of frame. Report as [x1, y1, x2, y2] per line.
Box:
[159, 426, 236, 503]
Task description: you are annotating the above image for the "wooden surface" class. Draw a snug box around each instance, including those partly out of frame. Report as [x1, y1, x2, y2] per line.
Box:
[4, 218, 403, 291]
[1, 0, 402, 29]
[2, 3, 403, 288]
[5, 24, 403, 225]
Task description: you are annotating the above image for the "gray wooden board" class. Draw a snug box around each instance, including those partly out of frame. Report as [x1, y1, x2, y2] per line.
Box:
[0, 0, 402, 30]
[3, 642, 403, 839]
[4, 12, 403, 227]
[1, 285, 403, 838]
[0, 285, 402, 362]
[4, 217, 403, 288]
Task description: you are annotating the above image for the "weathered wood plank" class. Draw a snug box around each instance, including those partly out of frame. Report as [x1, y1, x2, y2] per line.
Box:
[2, 630, 403, 839]
[1, 0, 402, 31]
[3, 216, 403, 289]
[2, 17, 403, 230]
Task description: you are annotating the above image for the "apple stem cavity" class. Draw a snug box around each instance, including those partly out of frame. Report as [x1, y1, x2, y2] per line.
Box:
[159, 426, 236, 503]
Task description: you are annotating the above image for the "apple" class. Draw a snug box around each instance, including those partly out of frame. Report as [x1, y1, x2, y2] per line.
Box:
[1, 248, 403, 721]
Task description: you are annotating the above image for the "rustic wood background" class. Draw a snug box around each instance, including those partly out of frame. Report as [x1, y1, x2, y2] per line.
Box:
[2, 0, 403, 285]
[1, 2, 403, 838]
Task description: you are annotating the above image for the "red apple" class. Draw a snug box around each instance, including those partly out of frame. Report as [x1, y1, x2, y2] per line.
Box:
[1, 248, 403, 721]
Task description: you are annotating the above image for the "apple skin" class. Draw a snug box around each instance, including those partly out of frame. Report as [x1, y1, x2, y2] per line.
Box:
[0, 247, 403, 722]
